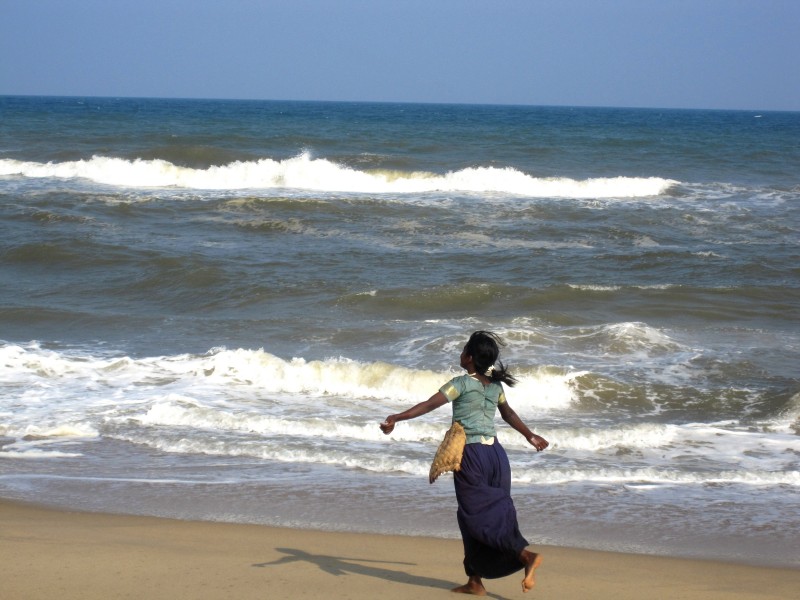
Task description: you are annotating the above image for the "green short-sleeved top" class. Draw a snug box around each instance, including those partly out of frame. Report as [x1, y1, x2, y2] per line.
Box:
[439, 374, 506, 444]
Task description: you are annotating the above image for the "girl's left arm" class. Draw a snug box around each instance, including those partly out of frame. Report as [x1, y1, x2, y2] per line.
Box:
[498, 401, 549, 452]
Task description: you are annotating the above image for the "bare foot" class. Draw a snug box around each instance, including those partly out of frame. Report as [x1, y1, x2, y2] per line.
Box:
[520, 550, 543, 593]
[451, 575, 487, 596]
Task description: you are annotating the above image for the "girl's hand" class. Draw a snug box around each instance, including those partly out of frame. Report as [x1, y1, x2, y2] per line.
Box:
[379, 393, 447, 436]
[527, 434, 549, 452]
[380, 416, 396, 434]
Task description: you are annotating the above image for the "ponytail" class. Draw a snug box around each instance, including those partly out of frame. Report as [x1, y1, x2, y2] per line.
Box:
[465, 330, 518, 388]
[486, 361, 518, 387]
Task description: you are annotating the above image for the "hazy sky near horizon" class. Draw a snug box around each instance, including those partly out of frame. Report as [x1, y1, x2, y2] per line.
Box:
[2, 0, 798, 111]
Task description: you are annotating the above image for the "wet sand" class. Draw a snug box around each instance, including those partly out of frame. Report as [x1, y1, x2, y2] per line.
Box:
[2, 499, 797, 599]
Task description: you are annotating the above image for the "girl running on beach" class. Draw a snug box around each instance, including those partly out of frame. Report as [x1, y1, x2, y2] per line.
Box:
[380, 330, 549, 595]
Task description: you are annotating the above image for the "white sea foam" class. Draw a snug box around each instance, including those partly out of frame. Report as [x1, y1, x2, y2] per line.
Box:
[0, 449, 83, 459]
[2, 342, 797, 493]
[131, 397, 394, 443]
[567, 284, 679, 291]
[601, 322, 681, 351]
[0, 154, 677, 198]
[512, 466, 800, 486]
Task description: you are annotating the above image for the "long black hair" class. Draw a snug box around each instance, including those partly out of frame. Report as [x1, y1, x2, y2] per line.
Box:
[464, 330, 518, 387]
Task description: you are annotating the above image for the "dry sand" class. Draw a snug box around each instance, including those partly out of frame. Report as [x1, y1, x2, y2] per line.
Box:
[2, 499, 797, 600]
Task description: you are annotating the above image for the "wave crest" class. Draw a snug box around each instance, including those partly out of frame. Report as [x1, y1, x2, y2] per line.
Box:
[0, 154, 676, 198]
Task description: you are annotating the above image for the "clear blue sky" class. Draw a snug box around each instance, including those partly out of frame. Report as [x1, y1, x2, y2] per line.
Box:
[2, 0, 798, 111]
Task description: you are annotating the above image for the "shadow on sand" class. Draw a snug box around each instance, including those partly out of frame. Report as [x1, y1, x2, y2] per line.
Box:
[253, 547, 515, 600]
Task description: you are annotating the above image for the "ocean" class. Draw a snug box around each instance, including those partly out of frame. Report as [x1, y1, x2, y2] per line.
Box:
[1, 96, 798, 568]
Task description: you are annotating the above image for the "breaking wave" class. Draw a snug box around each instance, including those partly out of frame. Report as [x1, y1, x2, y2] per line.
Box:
[0, 154, 676, 198]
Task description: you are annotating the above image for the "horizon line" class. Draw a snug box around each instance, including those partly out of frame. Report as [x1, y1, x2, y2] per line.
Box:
[1, 93, 795, 115]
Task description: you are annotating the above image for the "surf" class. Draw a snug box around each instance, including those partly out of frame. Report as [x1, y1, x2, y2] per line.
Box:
[0, 154, 677, 198]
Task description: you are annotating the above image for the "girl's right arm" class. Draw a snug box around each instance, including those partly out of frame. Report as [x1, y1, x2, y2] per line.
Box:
[380, 392, 448, 434]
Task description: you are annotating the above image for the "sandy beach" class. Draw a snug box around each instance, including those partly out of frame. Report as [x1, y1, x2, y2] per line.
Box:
[2, 499, 797, 600]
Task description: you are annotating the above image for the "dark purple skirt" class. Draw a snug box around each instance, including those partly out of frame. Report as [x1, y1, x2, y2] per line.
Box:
[453, 440, 529, 579]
